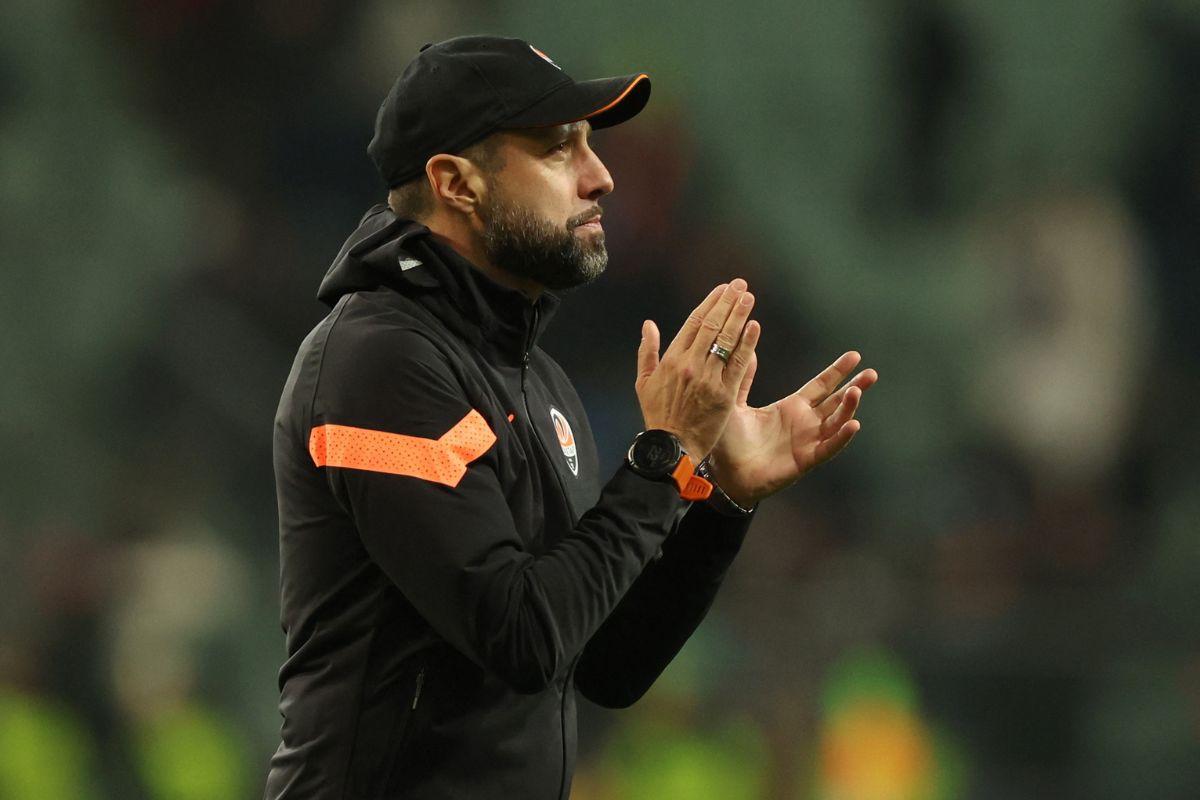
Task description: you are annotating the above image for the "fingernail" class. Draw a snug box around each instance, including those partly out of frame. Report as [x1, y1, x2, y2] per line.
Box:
[730, 278, 747, 292]
[740, 292, 754, 306]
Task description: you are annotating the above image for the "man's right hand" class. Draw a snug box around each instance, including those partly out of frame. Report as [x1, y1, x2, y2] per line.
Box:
[635, 279, 759, 459]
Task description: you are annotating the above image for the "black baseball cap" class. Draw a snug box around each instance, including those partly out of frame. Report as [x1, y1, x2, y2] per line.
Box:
[368, 35, 651, 187]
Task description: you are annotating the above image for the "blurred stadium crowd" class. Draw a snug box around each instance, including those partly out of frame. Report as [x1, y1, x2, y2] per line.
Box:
[2, 0, 1198, 797]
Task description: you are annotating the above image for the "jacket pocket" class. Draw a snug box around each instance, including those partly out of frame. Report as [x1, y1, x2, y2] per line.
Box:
[379, 665, 425, 789]
[348, 660, 426, 798]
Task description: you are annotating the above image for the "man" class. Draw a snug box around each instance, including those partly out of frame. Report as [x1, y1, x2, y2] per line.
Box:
[266, 35, 876, 799]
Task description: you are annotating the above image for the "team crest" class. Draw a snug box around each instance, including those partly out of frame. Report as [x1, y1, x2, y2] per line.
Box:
[549, 406, 578, 476]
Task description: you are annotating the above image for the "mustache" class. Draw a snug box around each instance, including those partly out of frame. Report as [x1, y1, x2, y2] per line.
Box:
[567, 206, 603, 229]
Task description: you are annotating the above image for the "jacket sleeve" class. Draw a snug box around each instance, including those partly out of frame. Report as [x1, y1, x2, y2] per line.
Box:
[573, 501, 753, 708]
[312, 320, 687, 694]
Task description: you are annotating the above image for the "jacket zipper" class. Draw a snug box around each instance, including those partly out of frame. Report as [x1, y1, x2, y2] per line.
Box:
[522, 305, 538, 369]
[411, 667, 425, 710]
[519, 305, 571, 800]
[519, 305, 538, 427]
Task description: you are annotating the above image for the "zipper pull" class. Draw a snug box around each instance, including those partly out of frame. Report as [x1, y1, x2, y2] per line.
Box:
[412, 668, 425, 710]
[522, 305, 538, 368]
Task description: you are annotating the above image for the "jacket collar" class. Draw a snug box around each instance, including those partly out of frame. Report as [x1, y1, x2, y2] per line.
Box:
[319, 205, 559, 367]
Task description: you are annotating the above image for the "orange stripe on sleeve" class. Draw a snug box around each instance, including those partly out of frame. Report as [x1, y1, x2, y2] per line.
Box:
[308, 410, 496, 487]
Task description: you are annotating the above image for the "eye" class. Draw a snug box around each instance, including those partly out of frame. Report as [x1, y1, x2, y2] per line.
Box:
[548, 139, 570, 155]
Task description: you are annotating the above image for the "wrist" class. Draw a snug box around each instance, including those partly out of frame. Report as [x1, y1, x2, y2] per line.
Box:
[656, 428, 705, 463]
[695, 457, 756, 516]
[703, 453, 758, 506]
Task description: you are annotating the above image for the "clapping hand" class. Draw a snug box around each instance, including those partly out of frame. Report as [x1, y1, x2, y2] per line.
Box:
[706, 349, 878, 508]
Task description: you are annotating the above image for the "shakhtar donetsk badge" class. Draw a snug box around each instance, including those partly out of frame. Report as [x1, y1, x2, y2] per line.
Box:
[549, 407, 578, 476]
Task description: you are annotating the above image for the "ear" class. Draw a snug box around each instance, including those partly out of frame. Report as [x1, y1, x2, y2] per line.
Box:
[426, 154, 488, 216]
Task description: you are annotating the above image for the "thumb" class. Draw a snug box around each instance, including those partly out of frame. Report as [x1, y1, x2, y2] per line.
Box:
[637, 320, 660, 381]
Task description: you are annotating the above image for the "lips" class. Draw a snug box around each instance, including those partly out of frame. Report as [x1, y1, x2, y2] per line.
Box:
[575, 216, 602, 230]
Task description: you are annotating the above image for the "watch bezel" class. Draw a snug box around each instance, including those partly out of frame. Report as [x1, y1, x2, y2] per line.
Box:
[627, 429, 683, 480]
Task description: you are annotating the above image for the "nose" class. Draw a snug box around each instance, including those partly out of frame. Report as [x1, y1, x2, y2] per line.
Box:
[580, 143, 614, 201]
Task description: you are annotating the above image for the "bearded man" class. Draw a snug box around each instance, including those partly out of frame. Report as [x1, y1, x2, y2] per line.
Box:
[265, 36, 876, 800]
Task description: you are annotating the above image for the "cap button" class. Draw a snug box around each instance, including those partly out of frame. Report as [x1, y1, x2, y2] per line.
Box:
[419, 42, 434, 52]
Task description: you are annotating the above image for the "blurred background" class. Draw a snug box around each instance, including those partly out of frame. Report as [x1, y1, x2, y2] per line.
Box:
[2, 0, 1198, 797]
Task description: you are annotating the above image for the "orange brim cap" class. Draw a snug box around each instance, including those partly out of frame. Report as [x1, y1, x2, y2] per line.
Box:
[500, 73, 651, 130]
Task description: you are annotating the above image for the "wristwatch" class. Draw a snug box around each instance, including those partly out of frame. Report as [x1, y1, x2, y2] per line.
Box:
[626, 430, 713, 501]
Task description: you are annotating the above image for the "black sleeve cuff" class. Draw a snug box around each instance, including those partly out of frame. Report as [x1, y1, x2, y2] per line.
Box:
[659, 499, 755, 572]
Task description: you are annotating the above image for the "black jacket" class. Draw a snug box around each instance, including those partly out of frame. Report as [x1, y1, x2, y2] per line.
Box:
[265, 205, 754, 799]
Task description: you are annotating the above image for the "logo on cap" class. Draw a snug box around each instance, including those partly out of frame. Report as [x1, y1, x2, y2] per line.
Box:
[549, 406, 578, 476]
[530, 45, 561, 70]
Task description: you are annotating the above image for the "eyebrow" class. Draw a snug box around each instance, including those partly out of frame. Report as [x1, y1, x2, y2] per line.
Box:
[538, 121, 591, 141]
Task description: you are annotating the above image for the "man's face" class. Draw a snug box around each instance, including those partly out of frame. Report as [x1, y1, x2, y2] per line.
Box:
[475, 121, 614, 291]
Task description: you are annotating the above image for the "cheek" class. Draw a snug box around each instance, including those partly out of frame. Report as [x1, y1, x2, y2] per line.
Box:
[495, 156, 579, 221]
[520, 168, 578, 222]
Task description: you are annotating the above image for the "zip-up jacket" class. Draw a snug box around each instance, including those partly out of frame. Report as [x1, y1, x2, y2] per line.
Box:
[265, 205, 755, 799]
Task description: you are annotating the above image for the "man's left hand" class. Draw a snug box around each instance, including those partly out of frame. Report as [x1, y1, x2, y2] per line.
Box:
[706, 350, 878, 508]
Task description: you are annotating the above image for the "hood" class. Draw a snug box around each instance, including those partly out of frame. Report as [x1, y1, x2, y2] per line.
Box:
[317, 205, 559, 365]
[317, 204, 424, 306]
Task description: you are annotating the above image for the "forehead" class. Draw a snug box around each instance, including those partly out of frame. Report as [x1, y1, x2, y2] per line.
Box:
[507, 120, 593, 145]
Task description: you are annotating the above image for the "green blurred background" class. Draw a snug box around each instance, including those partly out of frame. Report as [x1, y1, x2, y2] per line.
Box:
[2, 0, 1198, 797]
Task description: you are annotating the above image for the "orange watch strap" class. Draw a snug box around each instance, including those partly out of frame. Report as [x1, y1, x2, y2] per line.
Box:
[671, 454, 713, 501]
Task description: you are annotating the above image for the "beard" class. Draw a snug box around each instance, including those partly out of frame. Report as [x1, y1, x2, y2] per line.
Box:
[478, 189, 607, 291]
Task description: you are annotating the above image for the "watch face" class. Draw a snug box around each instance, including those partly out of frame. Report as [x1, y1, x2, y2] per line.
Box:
[632, 430, 681, 478]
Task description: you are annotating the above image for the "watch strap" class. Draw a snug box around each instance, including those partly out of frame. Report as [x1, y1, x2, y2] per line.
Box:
[670, 455, 712, 501]
[695, 456, 755, 516]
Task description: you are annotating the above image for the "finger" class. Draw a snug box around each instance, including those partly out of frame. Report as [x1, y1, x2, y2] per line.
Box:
[705, 290, 755, 372]
[816, 368, 878, 416]
[687, 278, 748, 361]
[663, 283, 727, 360]
[637, 320, 661, 382]
[813, 419, 860, 464]
[736, 350, 758, 406]
[723, 319, 760, 390]
[820, 385, 860, 437]
[796, 351, 862, 406]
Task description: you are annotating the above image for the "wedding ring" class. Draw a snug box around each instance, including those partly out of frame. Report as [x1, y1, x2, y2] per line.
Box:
[708, 342, 732, 362]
